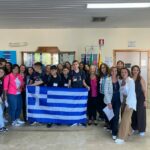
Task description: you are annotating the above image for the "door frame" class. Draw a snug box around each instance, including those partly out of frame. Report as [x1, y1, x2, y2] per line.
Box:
[113, 49, 150, 108]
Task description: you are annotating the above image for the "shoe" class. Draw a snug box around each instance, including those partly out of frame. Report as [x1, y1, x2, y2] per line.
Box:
[93, 120, 98, 126]
[47, 123, 52, 128]
[88, 120, 92, 126]
[112, 136, 117, 140]
[139, 132, 145, 137]
[2, 127, 8, 132]
[79, 123, 87, 127]
[115, 139, 125, 144]
[12, 121, 21, 127]
[16, 119, 25, 125]
[30, 122, 38, 126]
[70, 123, 78, 127]
[132, 130, 138, 134]
[0, 127, 8, 132]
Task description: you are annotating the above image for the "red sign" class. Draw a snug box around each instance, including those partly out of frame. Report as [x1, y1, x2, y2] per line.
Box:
[99, 39, 104, 46]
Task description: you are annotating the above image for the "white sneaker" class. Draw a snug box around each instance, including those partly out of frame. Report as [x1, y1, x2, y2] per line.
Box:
[139, 132, 145, 137]
[70, 123, 78, 127]
[112, 136, 117, 140]
[16, 119, 25, 125]
[12, 121, 21, 127]
[115, 139, 125, 144]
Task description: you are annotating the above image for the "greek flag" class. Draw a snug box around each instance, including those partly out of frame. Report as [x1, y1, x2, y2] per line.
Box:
[26, 86, 88, 124]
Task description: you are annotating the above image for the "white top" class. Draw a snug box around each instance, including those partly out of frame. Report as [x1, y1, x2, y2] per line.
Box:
[119, 77, 137, 111]
[104, 77, 113, 104]
[15, 77, 21, 94]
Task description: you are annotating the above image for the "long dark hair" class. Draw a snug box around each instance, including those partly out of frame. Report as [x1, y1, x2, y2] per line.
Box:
[131, 65, 141, 81]
[99, 63, 110, 78]
[0, 67, 5, 79]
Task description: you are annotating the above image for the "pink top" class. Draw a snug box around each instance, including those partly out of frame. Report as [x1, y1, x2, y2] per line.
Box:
[4, 73, 24, 95]
[90, 78, 98, 97]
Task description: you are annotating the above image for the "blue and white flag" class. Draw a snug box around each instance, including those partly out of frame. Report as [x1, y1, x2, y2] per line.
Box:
[26, 86, 88, 124]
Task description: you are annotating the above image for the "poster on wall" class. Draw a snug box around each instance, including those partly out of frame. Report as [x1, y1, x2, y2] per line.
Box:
[81, 54, 97, 65]
[0, 50, 16, 64]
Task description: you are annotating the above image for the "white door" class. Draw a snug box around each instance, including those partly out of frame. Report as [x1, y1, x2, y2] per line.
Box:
[115, 51, 148, 86]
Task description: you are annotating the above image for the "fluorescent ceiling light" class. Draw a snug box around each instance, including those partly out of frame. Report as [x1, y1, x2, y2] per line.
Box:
[87, 3, 150, 9]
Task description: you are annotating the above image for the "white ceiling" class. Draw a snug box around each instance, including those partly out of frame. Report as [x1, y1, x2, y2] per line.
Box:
[0, 0, 150, 28]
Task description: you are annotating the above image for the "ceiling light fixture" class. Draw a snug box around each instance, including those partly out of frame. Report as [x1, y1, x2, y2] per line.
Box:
[87, 3, 150, 9]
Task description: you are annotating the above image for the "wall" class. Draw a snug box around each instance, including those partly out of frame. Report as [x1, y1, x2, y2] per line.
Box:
[0, 28, 150, 105]
[0, 28, 150, 64]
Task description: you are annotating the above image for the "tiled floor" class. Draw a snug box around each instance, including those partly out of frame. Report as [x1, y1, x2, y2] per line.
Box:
[0, 110, 150, 150]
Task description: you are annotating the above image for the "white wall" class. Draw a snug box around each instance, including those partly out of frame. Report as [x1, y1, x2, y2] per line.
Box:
[0, 28, 150, 64]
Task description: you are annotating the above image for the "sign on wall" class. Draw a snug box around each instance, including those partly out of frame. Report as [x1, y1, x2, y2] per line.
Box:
[0, 50, 17, 64]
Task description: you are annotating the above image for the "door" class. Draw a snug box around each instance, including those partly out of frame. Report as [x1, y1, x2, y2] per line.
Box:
[114, 50, 148, 86]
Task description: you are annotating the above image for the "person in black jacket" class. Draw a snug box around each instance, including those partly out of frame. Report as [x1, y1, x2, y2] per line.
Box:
[61, 67, 69, 88]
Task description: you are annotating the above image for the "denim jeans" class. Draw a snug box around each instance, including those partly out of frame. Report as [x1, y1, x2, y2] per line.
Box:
[7, 94, 22, 122]
[0, 103, 4, 128]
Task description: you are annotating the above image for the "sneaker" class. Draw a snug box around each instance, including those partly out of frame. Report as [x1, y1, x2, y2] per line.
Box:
[112, 135, 117, 140]
[0, 127, 8, 133]
[88, 120, 92, 126]
[30, 122, 38, 126]
[16, 119, 25, 125]
[139, 132, 145, 137]
[70, 123, 78, 127]
[12, 121, 21, 127]
[79, 123, 87, 127]
[93, 120, 98, 126]
[115, 139, 125, 144]
[2, 127, 8, 132]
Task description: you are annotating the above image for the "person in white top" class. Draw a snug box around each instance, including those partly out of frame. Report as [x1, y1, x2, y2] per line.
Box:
[115, 68, 137, 144]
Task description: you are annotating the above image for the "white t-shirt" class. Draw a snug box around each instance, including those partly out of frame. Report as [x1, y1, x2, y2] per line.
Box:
[15, 77, 21, 94]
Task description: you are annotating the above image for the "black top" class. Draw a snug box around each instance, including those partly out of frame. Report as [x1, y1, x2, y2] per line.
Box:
[0, 78, 3, 97]
[135, 79, 145, 104]
[47, 75, 61, 87]
[69, 70, 86, 88]
[30, 71, 45, 85]
[43, 74, 51, 86]
[61, 74, 69, 88]
[113, 81, 120, 94]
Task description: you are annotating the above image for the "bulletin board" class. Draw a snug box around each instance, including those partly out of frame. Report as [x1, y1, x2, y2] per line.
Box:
[59, 51, 75, 64]
[0, 50, 17, 64]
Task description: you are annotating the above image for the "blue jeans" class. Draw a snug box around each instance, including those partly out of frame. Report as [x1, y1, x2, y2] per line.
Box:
[0, 103, 4, 128]
[7, 94, 22, 122]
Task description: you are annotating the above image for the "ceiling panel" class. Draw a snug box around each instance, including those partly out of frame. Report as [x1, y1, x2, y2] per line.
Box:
[0, 0, 150, 28]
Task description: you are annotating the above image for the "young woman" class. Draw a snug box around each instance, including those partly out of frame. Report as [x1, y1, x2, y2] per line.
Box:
[57, 63, 63, 75]
[115, 68, 136, 144]
[87, 65, 99, 125]
[64, 61, 71, 71]
[116, 60, 125, 78]
[98, 63, 110, 123]
[104, 67, 121, 140]
[0, 68, 8, 132]
[5, 62, 12, 75]
[4, 64, 25, 127]
[131, 65, 147, 136]
[26, 67, 34, 85]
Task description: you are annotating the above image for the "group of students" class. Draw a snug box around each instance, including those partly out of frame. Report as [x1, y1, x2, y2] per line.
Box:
[0, 58, 147, 144]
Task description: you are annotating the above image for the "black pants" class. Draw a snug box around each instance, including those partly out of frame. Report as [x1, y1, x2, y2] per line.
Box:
[110, 98, 121, 136]
[97, 93, 105, 119]
[87, 97, 97, 120]
[21, 91, 26, 121]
